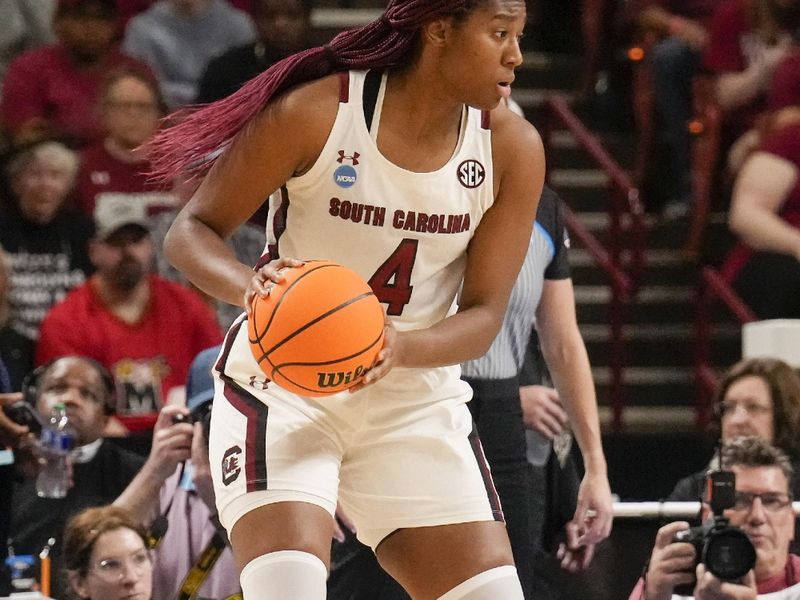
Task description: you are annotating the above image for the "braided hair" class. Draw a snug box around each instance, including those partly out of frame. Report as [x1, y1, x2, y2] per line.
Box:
[147, 0, 485, 183]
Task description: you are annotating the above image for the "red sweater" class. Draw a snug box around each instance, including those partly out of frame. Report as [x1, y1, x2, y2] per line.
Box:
[37, 275, 222, 432]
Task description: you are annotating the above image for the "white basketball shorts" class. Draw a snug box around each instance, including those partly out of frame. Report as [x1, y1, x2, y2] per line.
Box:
[208, 319, 503, 549]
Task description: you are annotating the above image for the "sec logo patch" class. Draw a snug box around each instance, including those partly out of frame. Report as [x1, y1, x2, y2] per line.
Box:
[457, 160, 485, 189]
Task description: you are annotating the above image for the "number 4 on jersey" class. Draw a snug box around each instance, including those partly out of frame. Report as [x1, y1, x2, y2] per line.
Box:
[368, 239, 418, 315]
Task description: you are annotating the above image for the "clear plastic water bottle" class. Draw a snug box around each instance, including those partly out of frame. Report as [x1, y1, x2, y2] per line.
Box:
[36, 403, 74, 498]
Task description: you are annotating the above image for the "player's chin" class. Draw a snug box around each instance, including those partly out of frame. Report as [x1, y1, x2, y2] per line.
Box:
[471, 96, 503, 112]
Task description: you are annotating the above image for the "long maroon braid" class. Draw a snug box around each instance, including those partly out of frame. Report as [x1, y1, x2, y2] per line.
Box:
[148, 0, 481, 183]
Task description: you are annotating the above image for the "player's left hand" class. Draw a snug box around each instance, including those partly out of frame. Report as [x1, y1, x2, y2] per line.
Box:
[571, 469, 613, 547]
[348, 310, 399, 392]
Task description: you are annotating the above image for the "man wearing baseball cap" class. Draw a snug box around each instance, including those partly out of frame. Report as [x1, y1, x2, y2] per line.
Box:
[36, 195, 222, 434]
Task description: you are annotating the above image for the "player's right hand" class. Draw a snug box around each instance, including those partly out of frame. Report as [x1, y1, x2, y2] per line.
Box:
[348, 309, 398, 393]
[244, 257, 305, 316]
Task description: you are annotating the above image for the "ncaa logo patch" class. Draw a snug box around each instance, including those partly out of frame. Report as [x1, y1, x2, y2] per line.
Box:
[221, 445, 242, 486]
[334, 165, 357, 188]
[457, 159, 485, 189]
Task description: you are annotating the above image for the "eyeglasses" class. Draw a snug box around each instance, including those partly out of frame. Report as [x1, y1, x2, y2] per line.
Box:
[731, 491, 792, 513]
[717, 400, 772, 417]
[90, 550, 151, 581]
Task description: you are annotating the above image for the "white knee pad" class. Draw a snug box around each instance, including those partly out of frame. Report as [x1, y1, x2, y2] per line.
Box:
[239, 550, 327, 599]
[437, 565, 524, 600]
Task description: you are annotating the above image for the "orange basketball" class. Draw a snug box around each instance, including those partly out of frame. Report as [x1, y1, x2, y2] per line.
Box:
[247, 260, 385, 396]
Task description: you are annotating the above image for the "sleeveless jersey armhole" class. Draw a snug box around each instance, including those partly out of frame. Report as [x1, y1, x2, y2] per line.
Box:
[338, 72, 350, 103]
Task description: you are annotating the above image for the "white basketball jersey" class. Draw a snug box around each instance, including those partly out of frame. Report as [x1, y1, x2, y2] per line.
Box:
[263, 70, 495, 331]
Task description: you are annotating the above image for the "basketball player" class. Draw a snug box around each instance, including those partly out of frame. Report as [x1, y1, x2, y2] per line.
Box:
[151, 2, 545, 599]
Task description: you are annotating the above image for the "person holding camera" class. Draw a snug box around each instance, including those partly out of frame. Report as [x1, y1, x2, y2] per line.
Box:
[114, 344, 241, 600]
[629, 436, 798, 599]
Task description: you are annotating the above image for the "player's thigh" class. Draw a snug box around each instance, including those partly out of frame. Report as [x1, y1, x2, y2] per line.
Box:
[230, 501, 335, 572]
[376, 520, 515, 600]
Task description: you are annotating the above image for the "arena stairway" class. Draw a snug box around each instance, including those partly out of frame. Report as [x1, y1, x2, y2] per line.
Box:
[512, 50, 742, 441]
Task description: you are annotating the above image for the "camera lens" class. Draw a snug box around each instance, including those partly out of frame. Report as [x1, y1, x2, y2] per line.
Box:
[703, 528, 756, 580]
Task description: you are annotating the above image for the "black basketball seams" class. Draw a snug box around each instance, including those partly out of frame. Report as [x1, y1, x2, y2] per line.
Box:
[271, 332, 383, 394]
[261, 290, 377, 359]
[250, 260, 334, 346]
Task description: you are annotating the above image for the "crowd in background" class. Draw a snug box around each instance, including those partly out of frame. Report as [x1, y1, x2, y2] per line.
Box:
[0, 0, 799, 598]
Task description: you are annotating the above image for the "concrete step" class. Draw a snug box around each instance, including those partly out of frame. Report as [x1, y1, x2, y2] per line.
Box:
[594, 366, 695, 408]
[581, 323, 741, 369]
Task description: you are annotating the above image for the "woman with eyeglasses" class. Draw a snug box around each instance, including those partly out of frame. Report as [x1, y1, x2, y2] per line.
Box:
[62, 505, 152, 600]
[669, 356, 800, 502]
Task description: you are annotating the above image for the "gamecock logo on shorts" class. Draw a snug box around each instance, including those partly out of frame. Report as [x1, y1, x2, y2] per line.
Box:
[457, 159, 485, 189]
[221, 445, 242, 486]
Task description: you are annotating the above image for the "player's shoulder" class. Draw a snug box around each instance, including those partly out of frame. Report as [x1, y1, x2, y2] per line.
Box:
[268, 74, 342, 124]
[487, 103, 543, 170]
[488, 102, 539, 139]
[251, 74, 341, 155]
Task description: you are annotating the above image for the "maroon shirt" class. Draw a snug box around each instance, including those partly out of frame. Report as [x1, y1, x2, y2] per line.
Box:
[75, 143, 174, 216]
[641, 0, 720, 24]
[1, 44, 152, 146]
[36, 275, 222, 432]
[723, 122, 800, 281]
[769, 49, 800, 111]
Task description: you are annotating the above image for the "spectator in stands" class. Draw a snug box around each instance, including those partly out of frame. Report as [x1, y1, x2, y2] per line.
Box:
[115, 345, 240, 599]
[123, 0, 256, 108]
[36, 194, 222, 434]
[0, 344, 25, 566]
[0, 244, 27, 391]
[703, 0, 800, 149]
[722, 120, 800, 318]
[0, 140, 92, 387]
[630, 436, 799, 599]
[767, 45, 800, 120]
[74, 68, 175, 217]
[0, 0, 153, 148]
[632, 0, 721, 219]
[0, 0, 55, 96]
[670, 357, 800, 500]
[196, 0, 313, 103]
[8, 356, 145, 599]
[62, 505, 153, 600]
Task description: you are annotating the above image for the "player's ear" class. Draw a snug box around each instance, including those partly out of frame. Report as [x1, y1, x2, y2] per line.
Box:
[421, 17, 451, 47]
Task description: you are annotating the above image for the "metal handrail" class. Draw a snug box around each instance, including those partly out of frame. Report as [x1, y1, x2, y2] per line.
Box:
[694, 267, 758, 426]
[544, 95, 647, 432]
[547, 95, 647, 289]
[613, 501, 800, 519]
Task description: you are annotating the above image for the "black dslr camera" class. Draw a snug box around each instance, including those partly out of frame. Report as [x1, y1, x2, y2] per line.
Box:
[171, 400, 212, 441]
[672, 471, 756, 595]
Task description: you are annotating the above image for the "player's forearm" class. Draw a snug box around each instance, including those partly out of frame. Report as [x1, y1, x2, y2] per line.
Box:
[164, 212, 253, 308]
[395, 306, 502, 368]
